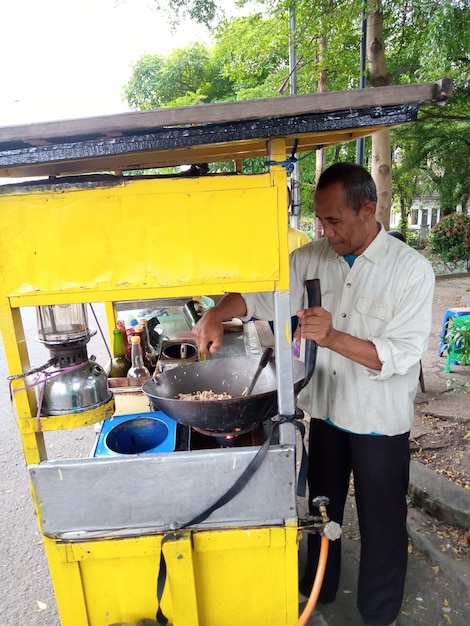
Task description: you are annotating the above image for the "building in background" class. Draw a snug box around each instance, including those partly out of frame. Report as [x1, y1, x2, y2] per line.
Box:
[390, 195, 469, 243]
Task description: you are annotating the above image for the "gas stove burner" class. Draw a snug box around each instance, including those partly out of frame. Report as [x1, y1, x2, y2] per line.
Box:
[190, 423, 266, 449]
[192, 424, 258, 438]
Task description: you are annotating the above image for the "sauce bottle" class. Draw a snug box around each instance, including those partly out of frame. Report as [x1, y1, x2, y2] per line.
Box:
[107, 327, 131, 378]
[127, 335, 151, 381]
[133, 324, 155, 374]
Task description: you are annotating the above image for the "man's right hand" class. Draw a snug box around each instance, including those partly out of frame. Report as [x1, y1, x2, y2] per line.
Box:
[192, 293, 248, 356]
[192, 307, 225, 355]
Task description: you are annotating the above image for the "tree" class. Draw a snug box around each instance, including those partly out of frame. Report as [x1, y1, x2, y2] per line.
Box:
[212, 11, 289, 100]
[367, 0, 392, 229]
[123, 43, 235, 109]
[383, 0, 470, 220]
[392, 90, 470, 217]
[125, 0, 470, 221]
[150, 0, 221, 29]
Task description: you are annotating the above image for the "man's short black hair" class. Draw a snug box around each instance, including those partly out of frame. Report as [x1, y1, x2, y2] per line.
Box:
[316, 162, 377, 213]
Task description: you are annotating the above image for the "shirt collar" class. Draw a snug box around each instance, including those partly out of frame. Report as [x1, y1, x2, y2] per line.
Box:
[360, 221, 386, 264]
[328, 221, 386, 263]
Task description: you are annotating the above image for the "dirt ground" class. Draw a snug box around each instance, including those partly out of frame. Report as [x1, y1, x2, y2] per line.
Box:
[409, 407, 470, 562]
[408, 272, 470, 563]
[411, 410, 470, 492]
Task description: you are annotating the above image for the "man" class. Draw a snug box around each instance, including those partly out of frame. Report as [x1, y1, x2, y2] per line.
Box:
[193, 162, 435, 626]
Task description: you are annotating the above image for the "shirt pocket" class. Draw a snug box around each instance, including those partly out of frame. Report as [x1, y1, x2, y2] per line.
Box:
[355, 296, 394, 326]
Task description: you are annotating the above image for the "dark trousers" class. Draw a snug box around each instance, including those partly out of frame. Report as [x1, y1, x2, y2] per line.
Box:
[299, 419, 410, 626]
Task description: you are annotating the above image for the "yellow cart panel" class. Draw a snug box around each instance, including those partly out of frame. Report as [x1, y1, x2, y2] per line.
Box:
[44, 526, 299, 626]
[0, 173, 289, 307]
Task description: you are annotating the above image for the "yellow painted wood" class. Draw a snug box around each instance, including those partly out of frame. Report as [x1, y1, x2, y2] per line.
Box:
[0, 305, 47, 462]
[42, 526, 298, 626]
[0, 306, 35, 415]
[164, 531, 200, 626]
[43, 538, 90, 626]
[104, 301, 117, 342]
[35, 397, 116, 431]
[70, 536, 164, 626]
[0, 172, 288, 307]
[269, 139, 291, 267]
[191, 526, 298, 626]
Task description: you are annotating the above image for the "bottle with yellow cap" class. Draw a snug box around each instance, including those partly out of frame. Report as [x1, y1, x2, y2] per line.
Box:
[133, 324, 155, 374]
[127, 335, 151, 381]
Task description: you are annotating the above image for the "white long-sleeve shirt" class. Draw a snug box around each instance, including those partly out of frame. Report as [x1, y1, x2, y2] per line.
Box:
[242, 225, 435, 436]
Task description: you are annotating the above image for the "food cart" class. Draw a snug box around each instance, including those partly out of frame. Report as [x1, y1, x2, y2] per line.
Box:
[0, 80, 452, 626]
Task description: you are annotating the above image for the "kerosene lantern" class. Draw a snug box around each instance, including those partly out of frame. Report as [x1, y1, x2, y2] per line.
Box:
[36, 304, 112, 416]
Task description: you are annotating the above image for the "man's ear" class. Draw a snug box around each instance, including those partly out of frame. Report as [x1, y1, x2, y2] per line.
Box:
[362, 200, 377, 219]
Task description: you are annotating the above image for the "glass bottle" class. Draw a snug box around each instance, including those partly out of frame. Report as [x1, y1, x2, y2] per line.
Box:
[133, 324, 155, 374]
[138, 318, 158, 369]
[127, 335, 151, 381]
[107, 327, 131, 378]
[117, 319, 130, 357]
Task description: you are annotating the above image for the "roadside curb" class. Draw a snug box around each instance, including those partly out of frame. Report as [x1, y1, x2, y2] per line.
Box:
[407, 506, 470, 600]
[409, 460, 470, 529]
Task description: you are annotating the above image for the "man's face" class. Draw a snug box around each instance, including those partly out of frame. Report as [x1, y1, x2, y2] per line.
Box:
[314, 182, 378, 256]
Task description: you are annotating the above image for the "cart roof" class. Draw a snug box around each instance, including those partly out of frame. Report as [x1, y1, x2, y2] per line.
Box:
[0, 80, 454, 178]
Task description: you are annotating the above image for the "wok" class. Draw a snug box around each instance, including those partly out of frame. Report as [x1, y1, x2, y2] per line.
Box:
[142, 355, 306, 432]
[142, 279, 321, 433]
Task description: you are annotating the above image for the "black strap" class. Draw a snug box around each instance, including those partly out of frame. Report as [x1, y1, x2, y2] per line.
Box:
[156, 423, 276, 624]
[294, 418, 309, 498]
[276, 413, 308, 498]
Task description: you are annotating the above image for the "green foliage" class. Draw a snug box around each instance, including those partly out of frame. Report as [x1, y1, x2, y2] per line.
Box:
[214, 13, 288, 89]
[124, 54, 166, 110]
[445, 315, 470, 390]
[391, 88, 470, 215]
[127, 0, 470, 218]
[123, 43, 235, 109]
[375, 0, 470, 220]
[446, 320, 470, 367]
[150, 0, 220, 28]
[428, 212, 470, 264]
[404, 230, 422, 250]
[382, 1, 470, 83]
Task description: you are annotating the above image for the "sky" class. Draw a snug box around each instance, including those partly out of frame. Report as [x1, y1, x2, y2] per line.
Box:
[1, 0, 223, 126]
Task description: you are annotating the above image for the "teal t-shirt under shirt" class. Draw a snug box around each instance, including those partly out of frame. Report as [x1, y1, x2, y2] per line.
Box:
[343, 254, 358, 267]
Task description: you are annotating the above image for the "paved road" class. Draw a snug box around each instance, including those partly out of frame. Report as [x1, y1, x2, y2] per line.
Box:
[0, 305, 109, 626]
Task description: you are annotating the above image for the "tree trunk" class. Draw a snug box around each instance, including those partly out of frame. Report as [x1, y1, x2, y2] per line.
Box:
[367, 1, 392, 229]
[399, 197, 408, 238]
[315, 36, 328, 239]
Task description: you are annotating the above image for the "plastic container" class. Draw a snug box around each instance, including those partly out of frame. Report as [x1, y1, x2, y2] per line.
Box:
[94, 411, 177, 457]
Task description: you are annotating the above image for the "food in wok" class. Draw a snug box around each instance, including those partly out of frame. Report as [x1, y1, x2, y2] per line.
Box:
[142, 355, 306, 432]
